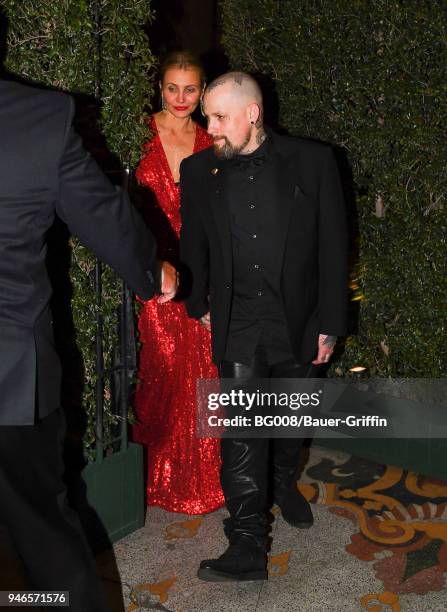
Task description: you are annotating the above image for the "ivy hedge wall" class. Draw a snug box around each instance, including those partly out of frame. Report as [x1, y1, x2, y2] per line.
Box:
[2, 1, 156, 458]
[220, 0, 447, 377]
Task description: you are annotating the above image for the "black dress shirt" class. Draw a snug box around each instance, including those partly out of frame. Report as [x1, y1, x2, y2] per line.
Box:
[223, 136, 295, 365]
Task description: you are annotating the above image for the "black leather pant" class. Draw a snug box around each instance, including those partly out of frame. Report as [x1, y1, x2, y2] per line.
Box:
[218, 348, 318, 549]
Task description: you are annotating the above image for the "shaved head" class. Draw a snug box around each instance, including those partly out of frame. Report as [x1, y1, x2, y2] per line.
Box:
[205, 72, 263, 109]
[203, 72, 266, 159]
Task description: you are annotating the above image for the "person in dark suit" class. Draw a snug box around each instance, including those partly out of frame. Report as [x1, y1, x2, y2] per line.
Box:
[180, 72, 347, 581]
[0, 77, 177, 610]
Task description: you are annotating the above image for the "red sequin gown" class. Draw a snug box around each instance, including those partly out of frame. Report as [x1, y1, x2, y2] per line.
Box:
[132, 116, 224, 514]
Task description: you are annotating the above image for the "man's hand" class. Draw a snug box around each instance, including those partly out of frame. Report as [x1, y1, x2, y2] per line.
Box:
[199, 312, 211, 331]
[312, 334, 337, 365]
[157, 261, 178, 304]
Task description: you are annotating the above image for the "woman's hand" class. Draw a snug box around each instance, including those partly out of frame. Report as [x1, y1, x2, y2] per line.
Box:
[199, 312, 211, 331]
[157, 261, 178, 303]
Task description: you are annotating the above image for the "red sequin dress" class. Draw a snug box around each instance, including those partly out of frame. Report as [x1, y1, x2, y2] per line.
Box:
[132, 116, 224, 514]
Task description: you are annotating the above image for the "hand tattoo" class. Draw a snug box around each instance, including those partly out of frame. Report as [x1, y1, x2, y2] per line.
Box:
[322, 335, 337, 349]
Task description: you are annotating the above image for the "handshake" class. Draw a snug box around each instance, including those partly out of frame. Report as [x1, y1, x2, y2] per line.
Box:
[157, 261, 178, 304]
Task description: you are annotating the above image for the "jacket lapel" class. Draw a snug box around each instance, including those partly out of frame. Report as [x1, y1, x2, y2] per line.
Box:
[207, 159, 233, 281]
[269, 144, 305, 276]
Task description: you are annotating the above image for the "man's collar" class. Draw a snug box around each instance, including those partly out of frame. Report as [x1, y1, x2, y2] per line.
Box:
[229, 132, 271, 170]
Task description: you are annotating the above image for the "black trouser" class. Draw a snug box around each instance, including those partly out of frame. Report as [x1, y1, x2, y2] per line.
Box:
[219, 348, 317, 549]
[0, 408, 106, 612]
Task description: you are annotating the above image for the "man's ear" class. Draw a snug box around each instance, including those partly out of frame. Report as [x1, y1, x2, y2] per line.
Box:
[247, 103, 260, 126]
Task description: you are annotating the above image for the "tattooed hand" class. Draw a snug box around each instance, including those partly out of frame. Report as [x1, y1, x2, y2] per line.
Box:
[312, 334, 337, 365]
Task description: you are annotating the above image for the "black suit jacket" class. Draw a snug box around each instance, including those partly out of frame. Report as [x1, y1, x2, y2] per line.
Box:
[0, 80, 157, 425]
[180, 129, 348, 365]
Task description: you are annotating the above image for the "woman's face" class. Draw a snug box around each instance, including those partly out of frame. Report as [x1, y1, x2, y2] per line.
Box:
[161, 67, 203, 118]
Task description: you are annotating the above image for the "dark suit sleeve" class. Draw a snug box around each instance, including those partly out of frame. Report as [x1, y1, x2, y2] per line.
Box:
[318, 147, 348, 336]
[55, 96, 157, 300]
[179, 159, 210, 319]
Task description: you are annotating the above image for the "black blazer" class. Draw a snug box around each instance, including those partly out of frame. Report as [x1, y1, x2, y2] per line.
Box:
[180, 129, 348, 365]
[0, 80, 157, 425]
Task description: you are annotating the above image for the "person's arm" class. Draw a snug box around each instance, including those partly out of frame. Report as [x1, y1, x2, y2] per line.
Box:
[313, 146, 348, 365]
[179, 159, 210, 319]
[55, 96, 159, 300]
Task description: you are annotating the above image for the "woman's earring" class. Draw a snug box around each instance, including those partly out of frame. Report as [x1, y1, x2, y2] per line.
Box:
[161, 92, 167, 111]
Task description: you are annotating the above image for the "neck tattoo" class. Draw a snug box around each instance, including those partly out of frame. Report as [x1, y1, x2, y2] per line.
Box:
[243, 129, 267, 155]
[256, 129, 267, 145]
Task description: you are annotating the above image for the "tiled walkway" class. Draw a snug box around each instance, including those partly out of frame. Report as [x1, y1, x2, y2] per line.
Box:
[2, 445, 447, 611]
[107, 445, 447, 611]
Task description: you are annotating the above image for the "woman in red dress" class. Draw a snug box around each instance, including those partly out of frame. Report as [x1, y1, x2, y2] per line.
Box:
[132, 51, 224, 514]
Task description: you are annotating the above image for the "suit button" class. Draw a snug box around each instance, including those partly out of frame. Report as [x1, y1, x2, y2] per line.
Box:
[225, 284, 231, 289]
[252, 234, 257, 239]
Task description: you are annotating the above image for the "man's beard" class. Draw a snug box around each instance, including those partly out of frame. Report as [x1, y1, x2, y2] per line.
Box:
[213, 130, 251, 160]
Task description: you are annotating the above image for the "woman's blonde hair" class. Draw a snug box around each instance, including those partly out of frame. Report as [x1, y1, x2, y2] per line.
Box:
[159, 50, 205, 86]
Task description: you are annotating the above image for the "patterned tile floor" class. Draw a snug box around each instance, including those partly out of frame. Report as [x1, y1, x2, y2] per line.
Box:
[110, 445, 447, 612]
[1, 445, 447, 611]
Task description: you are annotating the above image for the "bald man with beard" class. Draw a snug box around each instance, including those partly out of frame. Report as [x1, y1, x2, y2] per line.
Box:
[180, 72, 347, 581]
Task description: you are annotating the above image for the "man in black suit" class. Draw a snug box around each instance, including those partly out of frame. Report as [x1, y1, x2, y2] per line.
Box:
[0, 76, 177, 609]
[180, 72, 347, 581]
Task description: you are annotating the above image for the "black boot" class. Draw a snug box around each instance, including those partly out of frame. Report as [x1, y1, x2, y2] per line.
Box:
[199, 511, 269, 582]
[223, 516, 234, 540]
[198, 540, 267, 582]
[273, 439, 313, 528]
[274, 486, 314, 528]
